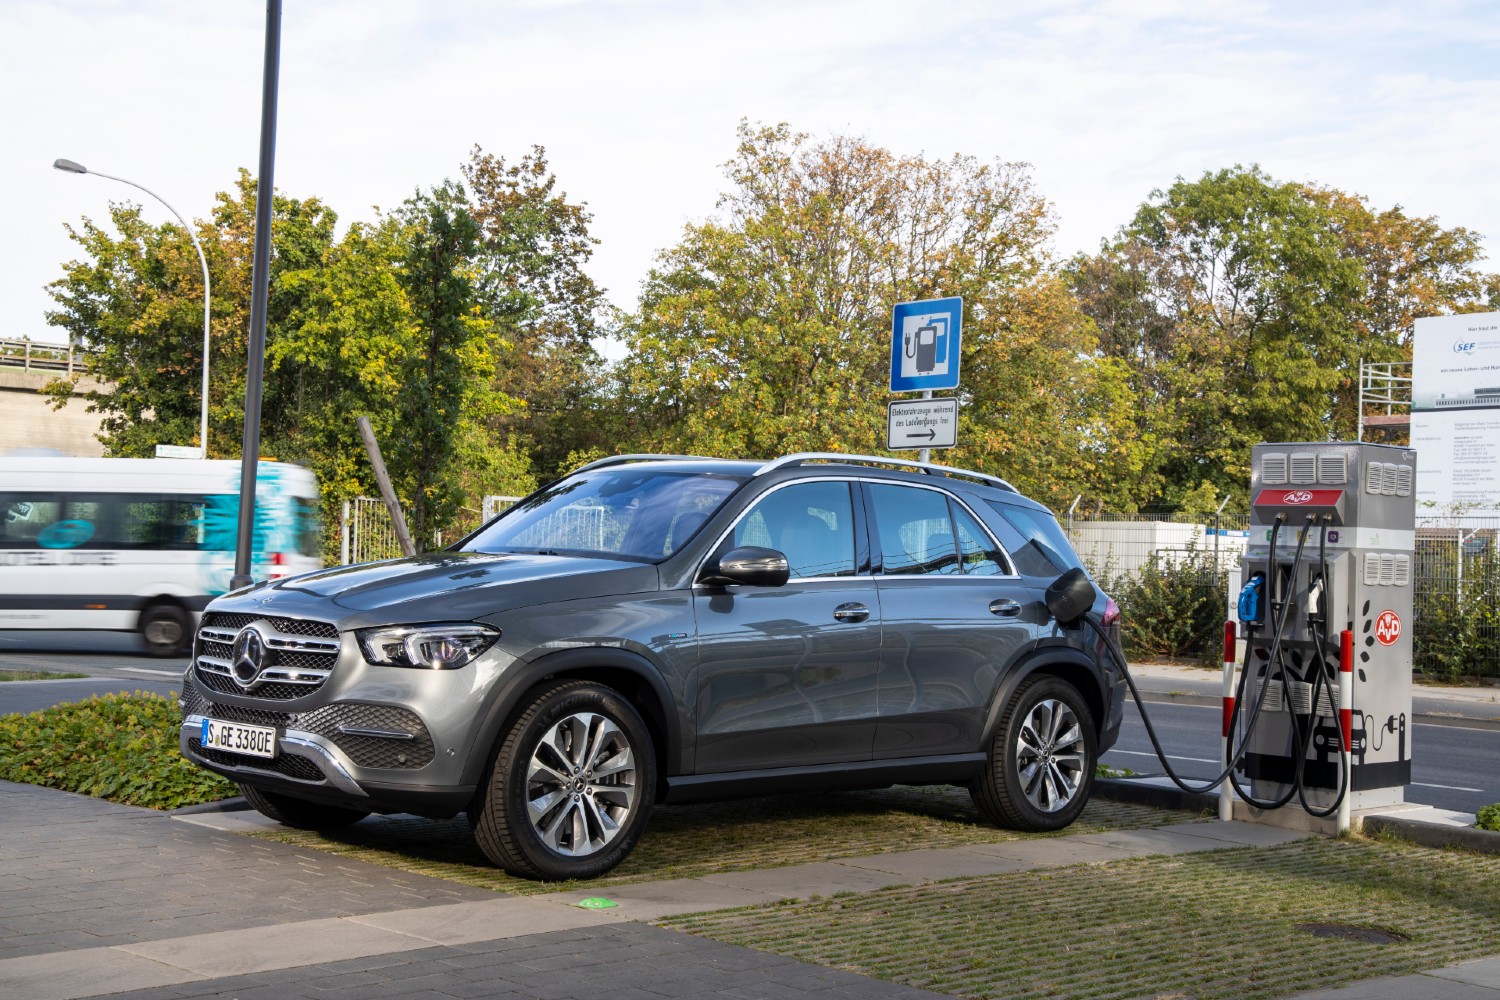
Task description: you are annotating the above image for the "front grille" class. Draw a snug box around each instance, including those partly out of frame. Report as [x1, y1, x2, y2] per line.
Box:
[189, 739, 325, 781]
[202, 612, 338, 639]
[194, 612, 340, 701]
[297, 703, 435, 769]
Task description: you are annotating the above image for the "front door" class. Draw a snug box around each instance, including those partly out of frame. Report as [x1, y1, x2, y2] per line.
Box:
[693, 480, 881, 772]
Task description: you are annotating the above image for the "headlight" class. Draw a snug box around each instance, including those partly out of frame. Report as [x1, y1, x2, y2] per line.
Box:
[357, 623, 501, 669]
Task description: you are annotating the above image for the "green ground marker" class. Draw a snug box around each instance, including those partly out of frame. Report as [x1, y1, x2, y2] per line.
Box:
[577, 897, 618, 909]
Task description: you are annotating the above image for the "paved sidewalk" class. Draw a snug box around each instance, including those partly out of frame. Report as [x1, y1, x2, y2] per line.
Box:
[2, 778, 1497, 1000]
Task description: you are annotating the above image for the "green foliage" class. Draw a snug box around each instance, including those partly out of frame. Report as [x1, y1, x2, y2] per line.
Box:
[0, 693, 236, 809]
[1477, 804, 1500, 832]
[1108, 549, 1228, 663]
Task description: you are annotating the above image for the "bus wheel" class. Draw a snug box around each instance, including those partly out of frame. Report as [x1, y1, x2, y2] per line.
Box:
[140, 603, 190, 658]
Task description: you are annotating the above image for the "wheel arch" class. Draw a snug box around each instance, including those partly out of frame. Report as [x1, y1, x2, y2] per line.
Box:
[981, 643, 1107, 746]
[459, 646, 680, 796]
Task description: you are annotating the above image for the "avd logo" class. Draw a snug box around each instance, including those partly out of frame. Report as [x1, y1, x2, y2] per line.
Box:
[1453, 340, 1476, 354]
[1374, 610, 1402, 646]
[1283, 491, 1314, 504]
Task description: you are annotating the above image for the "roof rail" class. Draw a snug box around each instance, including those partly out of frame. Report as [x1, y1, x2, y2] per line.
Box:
[755, 453, 1017, 492]
[568, 454, 718, 475]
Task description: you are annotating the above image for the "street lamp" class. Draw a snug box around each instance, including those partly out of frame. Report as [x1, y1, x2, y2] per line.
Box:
[53, 157, 212, 459]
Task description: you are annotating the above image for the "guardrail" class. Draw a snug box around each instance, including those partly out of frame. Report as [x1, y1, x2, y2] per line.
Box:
[0, 337, 95, 373]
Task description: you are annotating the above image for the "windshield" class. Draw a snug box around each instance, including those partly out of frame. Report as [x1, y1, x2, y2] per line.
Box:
[462, 468, 746, 562]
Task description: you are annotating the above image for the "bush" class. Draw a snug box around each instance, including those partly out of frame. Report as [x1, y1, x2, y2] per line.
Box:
[1107, 550, 1227, 664]
[1478, 804, 1500, 832]
[0, 692, 236, 809]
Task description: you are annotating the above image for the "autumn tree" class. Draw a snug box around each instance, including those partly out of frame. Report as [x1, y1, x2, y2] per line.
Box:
[463, 145, 613, 477]
[616, 122, 1141, 507]
[1070, 165, 1496, 511]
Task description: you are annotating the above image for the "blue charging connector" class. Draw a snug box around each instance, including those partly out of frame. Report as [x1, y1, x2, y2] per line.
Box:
[1238, 572, 1266, 624]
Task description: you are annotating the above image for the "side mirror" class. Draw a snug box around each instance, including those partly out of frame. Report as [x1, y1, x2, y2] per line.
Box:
[1045, 566, 1097, 627]
[699, 546, 790, 588]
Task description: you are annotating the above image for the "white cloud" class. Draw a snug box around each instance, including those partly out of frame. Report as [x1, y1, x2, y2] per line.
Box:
[5, 0, 1496, 346]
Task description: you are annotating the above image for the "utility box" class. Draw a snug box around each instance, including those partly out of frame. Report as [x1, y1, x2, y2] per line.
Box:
[1239, 442, 1415, 811]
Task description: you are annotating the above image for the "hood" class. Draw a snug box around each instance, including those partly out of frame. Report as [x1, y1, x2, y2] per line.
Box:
[226, 551, 661, 626]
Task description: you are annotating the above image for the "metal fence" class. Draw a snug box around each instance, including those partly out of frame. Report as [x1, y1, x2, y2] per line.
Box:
[1066, 510, 1500, 678]
[338, 496, 519, 565]
[0, 338, 95, 373]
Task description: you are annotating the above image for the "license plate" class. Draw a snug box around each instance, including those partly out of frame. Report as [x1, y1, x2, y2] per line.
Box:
[200, 718, 278, 759]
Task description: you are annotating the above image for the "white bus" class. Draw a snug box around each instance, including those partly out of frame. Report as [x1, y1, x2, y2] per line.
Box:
[0, 458, 322, 656]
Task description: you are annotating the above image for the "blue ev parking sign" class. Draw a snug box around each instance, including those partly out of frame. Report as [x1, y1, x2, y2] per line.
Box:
[891, 297, 962, 392]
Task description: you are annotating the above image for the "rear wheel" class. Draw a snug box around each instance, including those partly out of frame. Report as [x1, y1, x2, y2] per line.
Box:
[971, 676, 1096, 832]
[239, 784, 370, 830]
[473, 680, 655, 880]
[139, 603, 191, 658]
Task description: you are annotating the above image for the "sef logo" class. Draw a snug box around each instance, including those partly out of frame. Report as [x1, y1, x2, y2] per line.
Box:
[1453, 341, 1476, 354]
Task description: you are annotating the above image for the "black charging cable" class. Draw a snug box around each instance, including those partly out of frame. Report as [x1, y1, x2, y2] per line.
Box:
[1079, 514, 1314, 797]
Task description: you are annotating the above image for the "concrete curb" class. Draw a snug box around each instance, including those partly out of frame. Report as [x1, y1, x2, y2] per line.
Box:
[1362, 815, 1500, 855]
[1095, 776, 1217, 814]
[170, 796, 250, 815]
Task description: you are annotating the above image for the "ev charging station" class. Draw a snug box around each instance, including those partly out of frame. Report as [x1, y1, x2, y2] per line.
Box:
[1230, 441, 1417, 827]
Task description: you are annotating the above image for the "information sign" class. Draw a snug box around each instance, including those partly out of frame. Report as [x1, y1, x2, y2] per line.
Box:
[891, 297, 962, 392]
[888, 398, 958, 450]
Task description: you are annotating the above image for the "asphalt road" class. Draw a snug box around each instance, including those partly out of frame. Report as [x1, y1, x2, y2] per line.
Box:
[1103, 696, 1500, 815]
[0, 631, 188, 713]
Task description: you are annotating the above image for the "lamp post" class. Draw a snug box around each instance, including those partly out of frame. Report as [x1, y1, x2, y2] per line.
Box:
[53, 158, 211, 459]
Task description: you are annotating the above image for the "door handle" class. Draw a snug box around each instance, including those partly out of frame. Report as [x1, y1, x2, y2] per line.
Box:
[989, 599, 1023, 618]
[832, 602, 870, 623]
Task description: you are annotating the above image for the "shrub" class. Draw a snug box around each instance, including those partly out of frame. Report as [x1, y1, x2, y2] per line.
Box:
[1478, 804, 1500, 832]
[1106, 550, 1227, 664]
[0, 692, 236, 809]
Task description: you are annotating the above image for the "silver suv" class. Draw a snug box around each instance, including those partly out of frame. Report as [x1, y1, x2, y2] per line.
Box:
[180, 454, 1124, 880]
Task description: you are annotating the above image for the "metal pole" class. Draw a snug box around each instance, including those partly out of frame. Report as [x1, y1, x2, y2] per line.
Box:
[340, 500, 350, 566]
[230, 0, 282, 590]
[54, 163, 211, 456]
[917, 389, 932, 464]
[1357, 357, 1365, 442]
[357, 416, 416, 557]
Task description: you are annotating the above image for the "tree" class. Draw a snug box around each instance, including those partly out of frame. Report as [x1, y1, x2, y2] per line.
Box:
[463, 145, 612, 477]
[1070, 165, 1497, 511]
[616, 121, 1138, 506]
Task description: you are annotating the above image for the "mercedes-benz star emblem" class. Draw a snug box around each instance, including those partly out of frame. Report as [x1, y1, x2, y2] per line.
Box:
[231, 626, 267, 687]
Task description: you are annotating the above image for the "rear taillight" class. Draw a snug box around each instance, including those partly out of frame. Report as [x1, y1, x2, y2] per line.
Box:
[269, 552, 289, 579]
[1102, 598, 1120, 628]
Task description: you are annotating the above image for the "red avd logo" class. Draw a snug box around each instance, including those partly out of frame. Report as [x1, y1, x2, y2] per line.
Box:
[1283, 491, 1314, 504]
[1375, 610, 1402, 646]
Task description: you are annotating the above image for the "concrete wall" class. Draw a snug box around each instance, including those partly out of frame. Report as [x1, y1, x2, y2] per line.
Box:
[0, 368, 106, 456]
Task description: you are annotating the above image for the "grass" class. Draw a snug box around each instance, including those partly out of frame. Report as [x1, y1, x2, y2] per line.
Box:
[251, 785, 1193, 896]
[664, 837, 1500, 1000]
[0, 668, 88, 681]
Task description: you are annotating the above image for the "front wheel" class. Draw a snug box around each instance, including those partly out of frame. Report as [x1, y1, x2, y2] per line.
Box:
[473, 680, 655, 880]
[971, 676, 1097, 832]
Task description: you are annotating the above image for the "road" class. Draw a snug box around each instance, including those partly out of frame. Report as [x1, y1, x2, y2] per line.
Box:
[1103, 696, 1500, 815]
[4, 634, 1497, 815]
[0, 631, 186, 712]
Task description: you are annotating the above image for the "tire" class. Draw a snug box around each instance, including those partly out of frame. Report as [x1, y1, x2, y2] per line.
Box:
[971, 676, 1097, 832]
[139, 603, 191, 658]
[239, 784, 371, 830]
[473, 680, 656, 880]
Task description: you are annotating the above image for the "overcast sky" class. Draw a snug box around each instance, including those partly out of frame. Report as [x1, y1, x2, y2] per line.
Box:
[6, 0, 1498, 347]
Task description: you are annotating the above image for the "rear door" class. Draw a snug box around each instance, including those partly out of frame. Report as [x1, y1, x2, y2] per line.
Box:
[865, 482, 1045, 759]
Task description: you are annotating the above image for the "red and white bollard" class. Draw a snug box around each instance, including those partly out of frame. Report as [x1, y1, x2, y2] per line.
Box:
[1338, 628, 1354, 833]
[1219, 620, 1237, 822]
